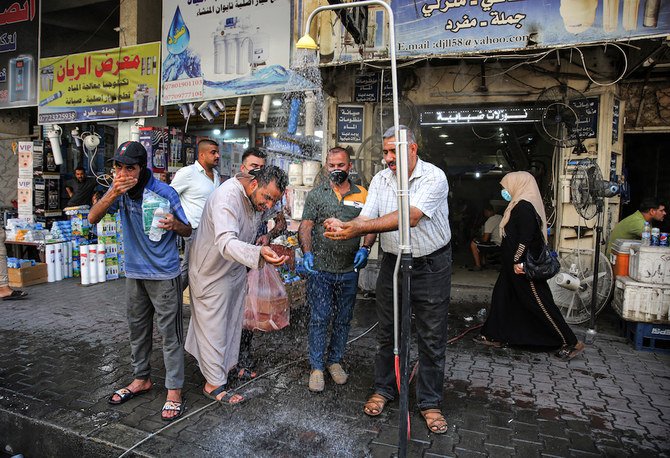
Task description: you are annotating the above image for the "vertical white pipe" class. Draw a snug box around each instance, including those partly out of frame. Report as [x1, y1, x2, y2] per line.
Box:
[97, 245, 107, 283]
[88, 244, 98, 284]
[46, 243, 56, 282]
[234, 97, 242, 125]
[55, 243, 63, 281]
[259, 94, 271, 124]
[80, 245, 90, 286]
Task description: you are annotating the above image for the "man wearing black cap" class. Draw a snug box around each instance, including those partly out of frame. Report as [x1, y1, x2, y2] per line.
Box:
[89, 141, 192, 422]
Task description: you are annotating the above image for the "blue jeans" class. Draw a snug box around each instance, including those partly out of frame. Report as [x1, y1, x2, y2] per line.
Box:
[307, 270, 359, 371]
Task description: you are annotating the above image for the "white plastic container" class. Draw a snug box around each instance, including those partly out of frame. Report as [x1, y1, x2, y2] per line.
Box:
[97, 245, 106, 283]
[88, 244, 98, 284]
[288, 163, 303, 186]
[612, 275, 670, 323]
[302, 161, 321, 186]
[80, 245, 90, 286]
[628, 245, 670, 285]
[288, 185, 311, 221]
[46, 243, 56, 282]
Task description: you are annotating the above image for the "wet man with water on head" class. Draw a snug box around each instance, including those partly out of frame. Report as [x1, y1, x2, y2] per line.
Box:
[324, 126, 453, 435]
[185, 166, 289, 403]
[299, 146, 375, 392]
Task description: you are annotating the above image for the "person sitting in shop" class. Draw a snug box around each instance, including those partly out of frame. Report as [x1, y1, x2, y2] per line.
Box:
[606, 197, 666, 256]
[469, 204, 503, 271]
[65, 165, 98, 207]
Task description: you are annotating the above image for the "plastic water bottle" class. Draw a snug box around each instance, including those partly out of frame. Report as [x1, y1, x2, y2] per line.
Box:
[641, 222, 651, 246]
[148, 207, 167, 242]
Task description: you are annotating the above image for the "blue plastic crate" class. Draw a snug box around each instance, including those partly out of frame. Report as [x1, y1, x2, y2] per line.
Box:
[622, 320, 670, 354]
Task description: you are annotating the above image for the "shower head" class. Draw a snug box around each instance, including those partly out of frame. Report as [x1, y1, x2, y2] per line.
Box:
[296, 34, 318, 50]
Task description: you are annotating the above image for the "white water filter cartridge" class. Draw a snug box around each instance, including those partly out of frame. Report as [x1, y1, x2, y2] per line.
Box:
[67, 241, 73, 278]
[97, 245, 106, 283]
[88, 244, 98, 284]
[234, 97, 242, 125]
[259, 94, 271, 124]
[80, 245, 90, 286]
[55, 243, 63, 281]
[47, 243, 56, 282]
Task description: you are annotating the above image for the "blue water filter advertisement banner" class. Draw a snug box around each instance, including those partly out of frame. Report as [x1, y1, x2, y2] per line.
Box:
[393, 0, 670, 57]
[161, 0, 292, 105]
[0, 0, 39, 108]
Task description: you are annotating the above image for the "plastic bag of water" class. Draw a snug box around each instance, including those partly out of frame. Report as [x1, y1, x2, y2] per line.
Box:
[142, 188, 170, 240]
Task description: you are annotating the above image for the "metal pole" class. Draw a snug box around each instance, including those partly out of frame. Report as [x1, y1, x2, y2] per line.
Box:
[302, 4, 412, 456]
[587, 206, 603, 343]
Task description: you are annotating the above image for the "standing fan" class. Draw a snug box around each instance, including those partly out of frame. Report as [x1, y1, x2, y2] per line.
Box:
[535, 85, 592, 153]
[550, 251, 613, 324]
[552, 159, 619, 330]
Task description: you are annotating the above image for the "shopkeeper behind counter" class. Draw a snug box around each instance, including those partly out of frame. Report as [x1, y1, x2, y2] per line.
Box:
[66, 166, 99, 207]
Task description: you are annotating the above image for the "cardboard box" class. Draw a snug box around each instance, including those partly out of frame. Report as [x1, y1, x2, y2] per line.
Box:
[8, 263, 48, 287]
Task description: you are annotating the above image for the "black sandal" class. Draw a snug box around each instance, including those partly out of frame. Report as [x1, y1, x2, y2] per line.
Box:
[472, 334, 503, 348]
[108, 386, 152, 405]
[555, 341, 585, 360]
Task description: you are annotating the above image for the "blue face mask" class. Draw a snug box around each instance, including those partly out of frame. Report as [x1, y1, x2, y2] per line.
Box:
[501, 189, 512, 202]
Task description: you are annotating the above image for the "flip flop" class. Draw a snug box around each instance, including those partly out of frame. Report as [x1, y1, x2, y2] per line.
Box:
[161, 399, 185, 422]
[203, 385, 245, 405]
[472, 334, 503, 348]
[108, 386, 152, 405]
[555, 341, 585, 360]
[2, 290, 27, 301]
[235, 367, 258, 381]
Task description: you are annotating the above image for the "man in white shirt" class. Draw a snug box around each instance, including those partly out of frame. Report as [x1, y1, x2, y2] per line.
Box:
[170, 139, 221, 290]
[469, 204, 502, 271]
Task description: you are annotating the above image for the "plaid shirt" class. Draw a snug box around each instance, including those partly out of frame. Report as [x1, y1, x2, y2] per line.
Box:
[109, 174, 189, 280]
[361, 158, 451, 257]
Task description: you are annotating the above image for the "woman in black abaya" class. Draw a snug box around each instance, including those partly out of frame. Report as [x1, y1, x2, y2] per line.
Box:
[475, 171, 584, 360]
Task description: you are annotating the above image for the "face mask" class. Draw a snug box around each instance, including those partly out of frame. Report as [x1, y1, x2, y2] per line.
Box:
[330, 170, 348, 184]
[247, 167, 262, 178]
[501, 189, 512, 202]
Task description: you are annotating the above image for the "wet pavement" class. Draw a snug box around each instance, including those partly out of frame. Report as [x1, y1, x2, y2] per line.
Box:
[0, 273, 669, 457]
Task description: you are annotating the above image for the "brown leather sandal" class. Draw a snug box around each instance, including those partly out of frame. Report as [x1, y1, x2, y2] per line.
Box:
[363, 393, 388, 417]
[472, 334, 503, 348]
[421, 408, 448, 434]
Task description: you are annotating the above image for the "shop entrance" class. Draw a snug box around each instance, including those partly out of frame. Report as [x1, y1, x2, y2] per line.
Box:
[622, 132, 670, 233]
[418, 117, 555, 267]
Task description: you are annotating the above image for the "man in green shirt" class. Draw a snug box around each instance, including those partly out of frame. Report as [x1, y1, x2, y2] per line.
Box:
[606, 197, 666, 255]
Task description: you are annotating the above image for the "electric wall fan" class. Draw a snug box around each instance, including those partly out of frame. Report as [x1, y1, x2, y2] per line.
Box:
[550, 159, 619, 327]
[535, 85, 591, 153]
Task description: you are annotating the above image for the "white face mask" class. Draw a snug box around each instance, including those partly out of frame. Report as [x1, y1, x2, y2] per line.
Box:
[501, 189, 512, 202]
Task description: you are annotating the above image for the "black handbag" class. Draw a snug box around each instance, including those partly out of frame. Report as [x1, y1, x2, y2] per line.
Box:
[524, 213, 560, 280]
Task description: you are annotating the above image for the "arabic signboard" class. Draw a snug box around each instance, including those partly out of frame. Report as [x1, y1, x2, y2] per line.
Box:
[161, 0, 291, 105]
[337, 104, 364, 143]
[0, 0, 39, 109]
[393, 0, 670, 56]
[420, 106, 544, 125]
[354, 72, 393, 103]
[568, 97, 598, 141]
[37, 42, 161, 124]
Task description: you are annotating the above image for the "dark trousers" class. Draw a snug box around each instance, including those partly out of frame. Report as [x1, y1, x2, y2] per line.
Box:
[374, 244, 452, 410]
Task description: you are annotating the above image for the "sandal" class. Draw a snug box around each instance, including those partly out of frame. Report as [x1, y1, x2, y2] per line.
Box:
[203, 385, 245, 405]
[363, 393, 388, 417]
[2, 290, 27, 300]
[555, 341, 585, 360]
[421, 408, 448, 434]
[472, 334, 503, 348]
[107, 386, 152, 405]
[236, 367, 258, 381]
[161, 399, 185, 422]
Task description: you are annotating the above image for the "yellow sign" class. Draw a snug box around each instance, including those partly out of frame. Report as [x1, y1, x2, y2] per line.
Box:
[38, 42, 161, 124]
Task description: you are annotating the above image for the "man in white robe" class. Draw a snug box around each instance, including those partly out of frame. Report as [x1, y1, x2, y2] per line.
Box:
[185, 166, 289, 403]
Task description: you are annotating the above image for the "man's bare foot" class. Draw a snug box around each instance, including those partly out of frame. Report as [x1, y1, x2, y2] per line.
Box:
[109, 378, 152, 404]
[204, 382, 244, 403]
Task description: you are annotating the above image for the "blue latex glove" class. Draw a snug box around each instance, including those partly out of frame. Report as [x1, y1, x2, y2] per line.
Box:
[353, 247, 369, 270]
[303, 252, 316, 273]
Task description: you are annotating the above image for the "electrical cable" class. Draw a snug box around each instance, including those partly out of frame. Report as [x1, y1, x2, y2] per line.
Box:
[117, 321, 379, 457]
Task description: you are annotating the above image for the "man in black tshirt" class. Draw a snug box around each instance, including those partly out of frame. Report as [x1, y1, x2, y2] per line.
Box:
[66, 166, 97, 207]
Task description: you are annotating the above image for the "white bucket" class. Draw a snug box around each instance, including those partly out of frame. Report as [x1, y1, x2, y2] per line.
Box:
[288, 162, 303, 186]
[302, 161, 321, 186]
